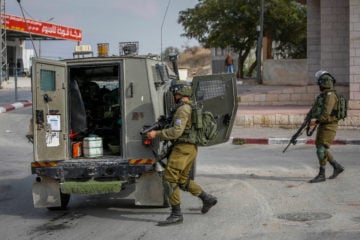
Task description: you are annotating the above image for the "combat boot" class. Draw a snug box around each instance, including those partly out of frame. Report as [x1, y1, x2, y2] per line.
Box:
[328, 160, 344, 179]
[157, 204, 183, 226]
[198, 191, 217, 214]
[309, 166, 326, 183]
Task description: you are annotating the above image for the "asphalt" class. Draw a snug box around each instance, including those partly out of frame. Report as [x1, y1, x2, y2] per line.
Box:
[1, 76, 360, 145]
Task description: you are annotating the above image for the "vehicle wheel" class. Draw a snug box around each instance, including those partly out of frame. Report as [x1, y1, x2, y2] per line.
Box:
[47, 192, 71, 211]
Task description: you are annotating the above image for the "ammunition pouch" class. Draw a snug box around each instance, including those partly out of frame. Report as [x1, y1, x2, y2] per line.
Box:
[311, 94, 325, 118]
[176, 129, 196, 144]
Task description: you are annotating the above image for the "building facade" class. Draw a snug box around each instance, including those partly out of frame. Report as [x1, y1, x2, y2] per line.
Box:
[308, 0, 360, 109]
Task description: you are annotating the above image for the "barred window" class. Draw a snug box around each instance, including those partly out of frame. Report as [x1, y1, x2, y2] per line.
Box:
[196, 79, 225, 101]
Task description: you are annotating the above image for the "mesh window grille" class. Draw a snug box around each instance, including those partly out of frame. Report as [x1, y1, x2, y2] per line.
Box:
[196, 79, 226, 100]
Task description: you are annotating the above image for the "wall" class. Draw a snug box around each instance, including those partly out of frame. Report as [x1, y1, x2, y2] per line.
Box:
[349, 0, 360, 109]
[307, 0, 349, 84]
[262, 59, 307, 85]
[211, 48, 238, 74]
[307, 0, 321, 82]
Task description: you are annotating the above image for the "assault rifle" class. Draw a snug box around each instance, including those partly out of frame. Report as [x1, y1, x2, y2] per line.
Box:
[140, 115, 173, 167]
[282, 111, 318, 153]
[140, 115, 172, 135]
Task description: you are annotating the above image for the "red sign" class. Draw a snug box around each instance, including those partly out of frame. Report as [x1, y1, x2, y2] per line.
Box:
[2, 14, 82, 42]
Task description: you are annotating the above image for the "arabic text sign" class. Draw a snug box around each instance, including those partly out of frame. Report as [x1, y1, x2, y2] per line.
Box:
[2, 14, 82, 42]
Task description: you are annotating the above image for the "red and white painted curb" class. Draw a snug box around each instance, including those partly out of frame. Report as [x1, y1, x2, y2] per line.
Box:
[0, 101, 32, 113]
[232, 137, 360, 145]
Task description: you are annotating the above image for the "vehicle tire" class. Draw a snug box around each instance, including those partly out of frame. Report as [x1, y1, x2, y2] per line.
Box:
[47, 192, 71, 211]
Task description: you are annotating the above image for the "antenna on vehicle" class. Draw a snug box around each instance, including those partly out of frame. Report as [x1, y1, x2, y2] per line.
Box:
[160, 0, 171, 62]
[16, 0, 38, 57]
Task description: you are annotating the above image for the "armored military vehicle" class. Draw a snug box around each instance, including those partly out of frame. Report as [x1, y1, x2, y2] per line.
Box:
[30, 53, 237, 209]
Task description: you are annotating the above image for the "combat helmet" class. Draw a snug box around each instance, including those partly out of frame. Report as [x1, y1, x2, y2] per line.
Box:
[170, 80, 192, 97]
[315, 70, 336, 89]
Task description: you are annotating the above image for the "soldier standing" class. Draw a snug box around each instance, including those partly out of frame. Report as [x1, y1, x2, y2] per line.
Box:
[146, 81, 217, 226]
[308, 70, 345, 183]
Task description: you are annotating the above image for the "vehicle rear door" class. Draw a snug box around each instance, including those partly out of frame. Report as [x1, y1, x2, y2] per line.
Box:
[192, 73, 238, 146]
[32, 58, 68, 161]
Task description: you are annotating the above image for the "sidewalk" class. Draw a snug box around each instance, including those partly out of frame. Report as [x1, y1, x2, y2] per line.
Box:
[231, 125, 360, 145]
[0, 77, 32, 113]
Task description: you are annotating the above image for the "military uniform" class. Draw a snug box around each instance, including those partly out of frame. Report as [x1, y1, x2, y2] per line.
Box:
[311, 90, 338, 165]
[148, 81, 217, 226]
[157, 102, 203, 206]
[308, 71, 344, 183]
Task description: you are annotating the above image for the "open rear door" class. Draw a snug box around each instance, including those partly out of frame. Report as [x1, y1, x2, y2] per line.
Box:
[32, 58, 68, 161]
[192, 73, 237, 146]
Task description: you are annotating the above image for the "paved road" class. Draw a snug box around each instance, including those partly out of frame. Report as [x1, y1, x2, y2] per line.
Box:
[1, 107, 359, 240]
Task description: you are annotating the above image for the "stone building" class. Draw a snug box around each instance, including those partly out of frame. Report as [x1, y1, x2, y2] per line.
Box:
[212, 0, 360, 110]
[308, 0, 360, 110]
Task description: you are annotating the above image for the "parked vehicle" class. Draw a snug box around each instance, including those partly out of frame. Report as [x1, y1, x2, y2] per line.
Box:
[30, 54, 237, 209]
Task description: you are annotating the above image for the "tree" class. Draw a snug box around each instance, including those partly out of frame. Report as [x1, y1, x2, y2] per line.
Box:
[178, 0, 306, 78]
[264, 0, 307, 59]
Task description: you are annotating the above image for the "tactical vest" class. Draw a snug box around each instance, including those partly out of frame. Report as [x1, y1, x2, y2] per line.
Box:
[177, 103, 218, 146]
[311, 93, 326, 118]
[311, 90, 347, 121]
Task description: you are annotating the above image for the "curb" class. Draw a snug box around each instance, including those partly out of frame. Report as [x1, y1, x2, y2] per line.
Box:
[0, 101, 32, 113]
[232, 137, 360, 145]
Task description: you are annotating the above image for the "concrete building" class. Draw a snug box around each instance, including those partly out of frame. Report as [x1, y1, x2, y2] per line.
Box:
[308, 0, 360, 110]
[213, 0, 360, 110]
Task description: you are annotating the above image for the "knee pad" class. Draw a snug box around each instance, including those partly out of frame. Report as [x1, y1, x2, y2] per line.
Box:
[316, 145, 327, 166]
[163, 180, 177, 197]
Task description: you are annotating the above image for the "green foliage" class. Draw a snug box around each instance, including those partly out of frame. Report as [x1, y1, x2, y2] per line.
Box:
[265, 0, 307, 58]
[178, 0, 307, 77]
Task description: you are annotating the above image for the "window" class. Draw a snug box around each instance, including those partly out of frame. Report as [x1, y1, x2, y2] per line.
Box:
[40, 70, 56, 91]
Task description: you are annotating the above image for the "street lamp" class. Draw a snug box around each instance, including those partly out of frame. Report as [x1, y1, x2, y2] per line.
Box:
[39, 17, 54, 57]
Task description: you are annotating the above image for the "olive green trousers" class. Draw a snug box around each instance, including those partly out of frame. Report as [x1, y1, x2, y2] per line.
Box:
[315, 123, 338, 166]
[163, 142, 203, 206]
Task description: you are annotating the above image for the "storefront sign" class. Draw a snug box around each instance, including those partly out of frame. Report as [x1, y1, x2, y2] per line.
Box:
[1, 14, 82, 42]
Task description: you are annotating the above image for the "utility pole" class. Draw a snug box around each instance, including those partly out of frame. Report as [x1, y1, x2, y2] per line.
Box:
[39, 17, 54, 57]
[0, 0, 8, 88]
[160, 0, 171, 61]
[256, 0, 264, 84]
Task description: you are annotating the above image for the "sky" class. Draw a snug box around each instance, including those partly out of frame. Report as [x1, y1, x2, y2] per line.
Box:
[6, 0, 200, 59]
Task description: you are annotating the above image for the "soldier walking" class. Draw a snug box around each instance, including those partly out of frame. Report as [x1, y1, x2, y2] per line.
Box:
[308, 70, 345, 183]
[146, 81, 217, 226]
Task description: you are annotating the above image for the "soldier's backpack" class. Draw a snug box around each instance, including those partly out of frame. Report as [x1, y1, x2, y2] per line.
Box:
[335, 92, 348, 120]
[178, 103, 218, 146]
[191, 104, 218, 146]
